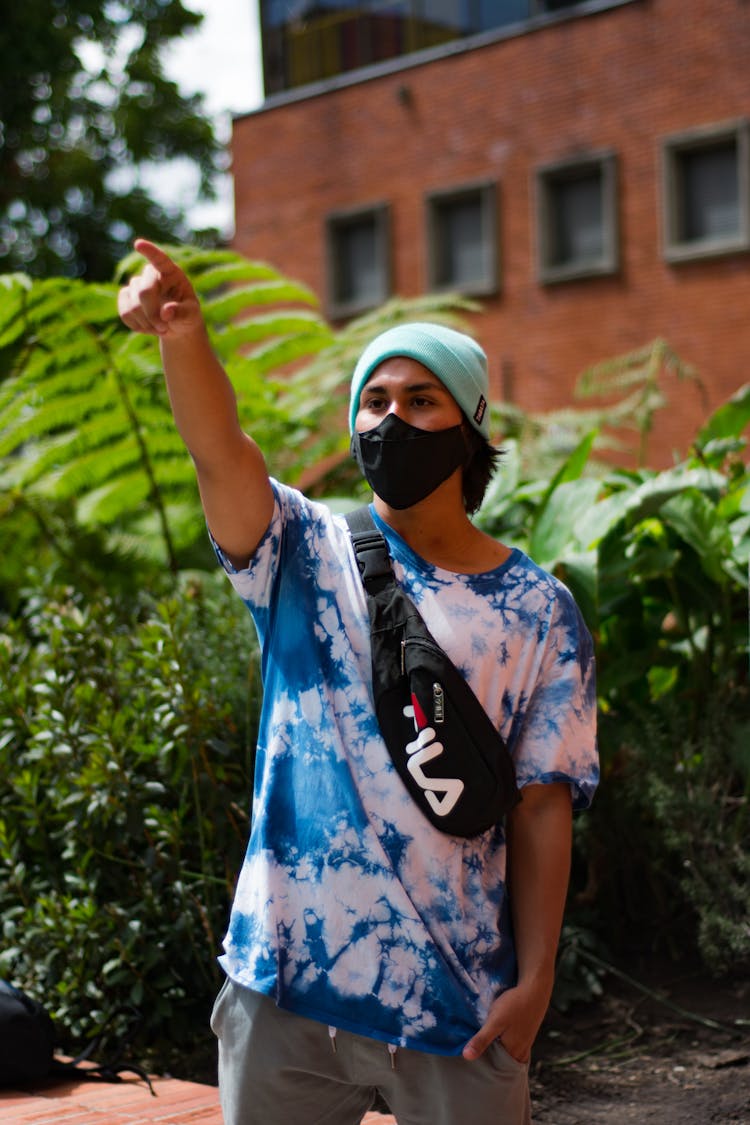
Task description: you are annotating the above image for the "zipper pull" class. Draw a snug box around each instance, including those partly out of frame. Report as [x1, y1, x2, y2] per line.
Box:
[433, 682, 445, 723]
[400, 637, 406, 675]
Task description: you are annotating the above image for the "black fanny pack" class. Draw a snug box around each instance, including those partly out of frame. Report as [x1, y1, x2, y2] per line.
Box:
[346, 507, 520, 838]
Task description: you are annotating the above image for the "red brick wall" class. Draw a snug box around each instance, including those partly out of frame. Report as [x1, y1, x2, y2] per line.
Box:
[231, 0, 750, 466]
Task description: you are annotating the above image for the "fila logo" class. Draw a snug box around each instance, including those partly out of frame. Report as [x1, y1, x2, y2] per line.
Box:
[403, 701, 464, 818]
[473, 395, 487, 427]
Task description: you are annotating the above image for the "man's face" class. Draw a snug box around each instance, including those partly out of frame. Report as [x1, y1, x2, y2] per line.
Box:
[355, 357, 463, 434]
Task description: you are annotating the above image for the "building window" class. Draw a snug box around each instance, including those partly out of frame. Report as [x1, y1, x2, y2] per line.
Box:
[662, 121, 750, 262]
[536, 153, 618, 283]
[260, 1, 607, 96]
[426, 181, 498, 295]
[326, 204, 391, 319]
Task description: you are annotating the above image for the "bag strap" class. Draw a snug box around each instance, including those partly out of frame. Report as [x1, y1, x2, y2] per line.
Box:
[345, 506, 395, 595]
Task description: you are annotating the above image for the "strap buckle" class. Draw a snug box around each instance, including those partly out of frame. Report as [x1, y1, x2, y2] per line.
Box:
[351, 530, 392, 582]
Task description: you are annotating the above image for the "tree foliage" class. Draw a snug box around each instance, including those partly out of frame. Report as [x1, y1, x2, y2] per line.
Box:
[0, 1, 221, 279]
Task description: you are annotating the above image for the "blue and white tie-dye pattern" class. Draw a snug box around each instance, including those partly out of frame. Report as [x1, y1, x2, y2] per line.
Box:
[213, 481, 598, 1056]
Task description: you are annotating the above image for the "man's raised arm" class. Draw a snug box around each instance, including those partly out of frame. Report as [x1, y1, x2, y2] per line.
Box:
[117, 239, 274, 567]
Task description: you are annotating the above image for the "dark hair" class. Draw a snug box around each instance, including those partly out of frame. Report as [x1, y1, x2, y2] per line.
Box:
[462, 422, 503, 514]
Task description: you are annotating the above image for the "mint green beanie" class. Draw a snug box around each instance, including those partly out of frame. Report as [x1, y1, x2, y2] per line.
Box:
[349, 322, 490, 439]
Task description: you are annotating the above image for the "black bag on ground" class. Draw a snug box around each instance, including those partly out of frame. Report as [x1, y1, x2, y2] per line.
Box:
[346, 506, 520, 837]
[0, 979, 154, 1092]
[0, 979, 55, 1084]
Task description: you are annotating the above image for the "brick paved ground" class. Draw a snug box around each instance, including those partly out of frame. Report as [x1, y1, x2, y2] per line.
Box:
[0, 1073, 396, 1124]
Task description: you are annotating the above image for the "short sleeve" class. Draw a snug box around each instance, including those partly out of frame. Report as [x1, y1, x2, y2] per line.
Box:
[513, 587, 599, 811]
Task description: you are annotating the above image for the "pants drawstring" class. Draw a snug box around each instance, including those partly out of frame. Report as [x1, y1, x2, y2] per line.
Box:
[329, 1024, 396, 1069]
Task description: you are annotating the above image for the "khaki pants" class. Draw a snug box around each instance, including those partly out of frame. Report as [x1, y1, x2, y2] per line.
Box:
[210, 978, 531, 1125]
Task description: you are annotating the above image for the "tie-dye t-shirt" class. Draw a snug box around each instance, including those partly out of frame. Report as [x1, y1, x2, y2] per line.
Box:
[213, 481, 598, 1056]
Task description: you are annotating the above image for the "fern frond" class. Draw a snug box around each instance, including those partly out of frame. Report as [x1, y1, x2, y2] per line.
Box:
[145, 457, 199, 490]
[190, 261, 282, 294]
[0, 273, 32, 293]
[205, 279, 321, 320]
[232, 333, 335, 380]
[0, 278, 32, 352]
[27, 436, 142, 497]
[77, 471, 153, 524]
[21, 279, 113, 329]
[576, 338, 700, 398]
[214, 309, 331, 342]
[0, 385, 125, 458]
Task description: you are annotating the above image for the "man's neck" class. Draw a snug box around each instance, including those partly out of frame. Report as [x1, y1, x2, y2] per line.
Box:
[372, 485, 510, 575]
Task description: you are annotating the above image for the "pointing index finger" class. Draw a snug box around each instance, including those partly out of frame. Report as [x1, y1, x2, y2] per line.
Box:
[133, 238, 179, 275]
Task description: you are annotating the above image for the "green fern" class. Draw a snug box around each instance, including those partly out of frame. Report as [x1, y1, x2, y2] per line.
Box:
[0, 249, 482, 571]
[575, 338, 705, 465]
[0, 248, 336, 571]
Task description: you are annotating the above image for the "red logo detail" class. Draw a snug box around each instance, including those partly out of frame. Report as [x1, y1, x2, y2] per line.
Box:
[410, 691, 429, 731]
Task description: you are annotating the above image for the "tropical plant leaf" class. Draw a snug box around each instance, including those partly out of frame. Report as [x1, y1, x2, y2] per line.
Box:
[529, 477, 602, 568]
[695, 383, 750, 447]
[661, 489, 738, 585]
[620, 466, 726, 525]
[204, 281, 322, 321]
[0, 247, 341, 569]
[527, 431, 600, 565]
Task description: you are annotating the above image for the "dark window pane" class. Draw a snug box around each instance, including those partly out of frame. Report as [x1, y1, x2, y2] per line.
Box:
[333, 218, 382, 306]
[549, 173, 603, 266]
[435, 197, 485, 286]
[680, 144, 739, 241]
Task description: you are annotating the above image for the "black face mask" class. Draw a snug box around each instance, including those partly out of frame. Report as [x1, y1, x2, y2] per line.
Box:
[350, 413, 467, 510]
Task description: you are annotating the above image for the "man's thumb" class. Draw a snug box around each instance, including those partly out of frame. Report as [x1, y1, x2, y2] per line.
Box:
[462, 1031, 492, 1061]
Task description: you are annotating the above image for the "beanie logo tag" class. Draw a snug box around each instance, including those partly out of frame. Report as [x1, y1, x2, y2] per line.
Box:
[473, 395, 487, 427]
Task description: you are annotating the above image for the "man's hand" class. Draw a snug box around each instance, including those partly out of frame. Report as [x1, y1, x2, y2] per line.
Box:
[462, 976, 553, 1064]
[116, 237, 274, 563]
[117, 239, 203, 338]
[464, 782, 573, 1065]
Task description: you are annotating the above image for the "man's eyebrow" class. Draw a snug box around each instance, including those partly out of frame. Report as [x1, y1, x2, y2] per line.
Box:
[362, 379, 447, 396]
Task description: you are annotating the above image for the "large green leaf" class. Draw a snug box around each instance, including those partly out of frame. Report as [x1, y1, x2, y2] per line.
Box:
[661, 489, 739, 585]
[695, 383, 750, 446]
[619, 466, 726, 525]
[529, 477, 602, 568]
[527, 430, 599, 558]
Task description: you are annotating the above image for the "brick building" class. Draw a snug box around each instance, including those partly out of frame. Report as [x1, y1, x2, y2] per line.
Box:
[231, 0, 750, 465]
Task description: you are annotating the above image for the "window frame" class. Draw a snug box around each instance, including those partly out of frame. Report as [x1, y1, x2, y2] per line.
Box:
[325, 202, 392, 320]
[661, 119, 750, 263]
[535, 150, 619, 284]
[425, 179, 499, 296]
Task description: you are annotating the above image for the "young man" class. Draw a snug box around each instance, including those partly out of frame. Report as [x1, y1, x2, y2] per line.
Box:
[118, 241, 598, 1125]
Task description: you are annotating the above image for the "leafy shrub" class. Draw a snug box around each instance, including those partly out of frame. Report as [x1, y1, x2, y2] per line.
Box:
[587, 688, 750, 972]
[478, 385, 750, 973]
[0, 570, 259, 1071]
